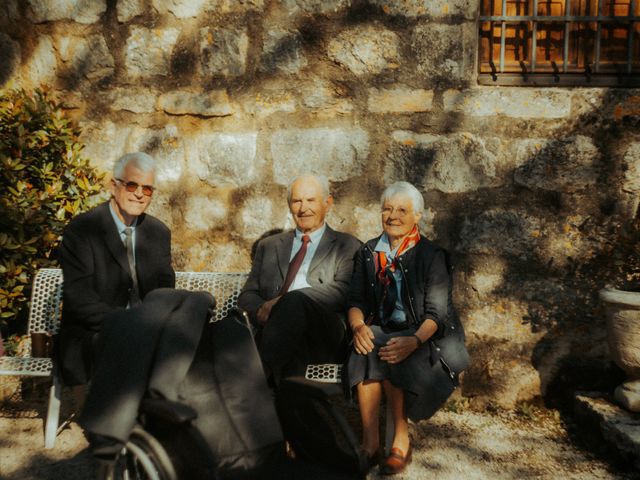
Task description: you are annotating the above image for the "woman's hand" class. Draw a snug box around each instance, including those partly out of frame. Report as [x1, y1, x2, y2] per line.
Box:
[352, 323, 375, 355]
[379, 336, 419, 364]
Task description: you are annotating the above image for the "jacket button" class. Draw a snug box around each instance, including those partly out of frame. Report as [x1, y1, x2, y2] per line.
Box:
[370, 283, 374, 287]
[436, 347, 440, 352]
[451, 325, 455, 329]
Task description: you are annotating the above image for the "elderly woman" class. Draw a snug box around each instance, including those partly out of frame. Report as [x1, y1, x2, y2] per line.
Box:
[346, 181, 468, 475]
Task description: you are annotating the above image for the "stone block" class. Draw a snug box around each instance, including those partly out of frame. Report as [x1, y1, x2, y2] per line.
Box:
[79, 120, 131, 173]
[108, 87, 157, 113]
[623, 142, 640, 193]
[271, 127, 369, 184]
[388, 131, 503, 193]
[57, 34, 114, 80]
[0, 33, 21, 87]
[127, 125, 186, 183]
[260, 29, 307, 74]
[462, 337, 542, 408]
[241, 90, 296, 117]
[24, 36, 57, 88]
[368, 87, 433, 113]
[152, 0, 207, 18]
[125, 27, 181, 77]
[615, 381, 640, 413]
[157, 90, 234, 117]
[27, 0, 107, 24]
[328, 25, 400, 76]
[369, 0, 479, 19]
[412, 22, 475, 84]
[200, 27, 248, 77]
[300, 79, 353, 114]
[117, 0, 144, 22]
[574, 393, 640, 467]
[614, 95, 640, 120]
[444, 88, 572, 119]
[456, 209, 542, 257]
[205, 0, 264, 13]
[184, 195, 228, 232]
[183, 242, 251, 272]
[514, 136, 600, 193]
[192, 132, 261, 188]
[236, 196, 281, 240]
[1, 0, 19, 22]
[281, 0, 351, 14]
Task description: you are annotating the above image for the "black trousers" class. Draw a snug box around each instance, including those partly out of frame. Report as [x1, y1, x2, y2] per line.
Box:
[79, 289, 213, 443]
[259, 291, 347, 383]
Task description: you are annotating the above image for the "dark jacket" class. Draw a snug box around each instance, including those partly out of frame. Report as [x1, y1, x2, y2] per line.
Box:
[238, 225, 362, 323]
[346, 235, 469, 420]
[348, 236, 455, 338]
[58, 201, 175, 385]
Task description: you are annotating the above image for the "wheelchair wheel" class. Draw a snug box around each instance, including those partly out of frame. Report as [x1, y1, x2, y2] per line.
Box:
[107, 426, 178, 480]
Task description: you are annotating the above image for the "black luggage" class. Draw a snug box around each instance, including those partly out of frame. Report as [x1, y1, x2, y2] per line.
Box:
[275, 376, 368, 477]
[145, 309, 284, 479]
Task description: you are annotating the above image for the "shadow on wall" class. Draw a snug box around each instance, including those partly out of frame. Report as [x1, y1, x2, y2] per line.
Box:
[445, 88, 640, 409]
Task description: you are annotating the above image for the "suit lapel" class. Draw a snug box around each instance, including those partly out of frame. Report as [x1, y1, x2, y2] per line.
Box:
[100, 202, 132, 277]
[276, 231, 294, 278]
[308, 225, 337, 274]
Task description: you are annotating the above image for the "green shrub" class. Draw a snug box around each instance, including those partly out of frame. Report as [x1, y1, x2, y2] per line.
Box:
[0, 88, 106, 329]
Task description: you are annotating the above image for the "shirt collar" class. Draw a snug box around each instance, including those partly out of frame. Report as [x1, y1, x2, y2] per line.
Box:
[374, 233, 397, 257]
[295, 222, 326, 244]
[109, 201, 137, 234]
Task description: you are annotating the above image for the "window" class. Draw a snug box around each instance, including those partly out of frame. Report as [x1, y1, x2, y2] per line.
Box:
[479, 0, 640, 85]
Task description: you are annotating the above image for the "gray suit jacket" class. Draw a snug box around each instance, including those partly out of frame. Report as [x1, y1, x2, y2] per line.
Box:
[238, 225, 361, 322]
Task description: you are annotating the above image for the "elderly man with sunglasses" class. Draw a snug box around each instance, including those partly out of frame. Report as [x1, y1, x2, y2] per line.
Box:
[57, 152, 219, 468]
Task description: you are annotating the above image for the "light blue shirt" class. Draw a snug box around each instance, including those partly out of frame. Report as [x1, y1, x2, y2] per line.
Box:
[109, 202, 137, 263]
[374, 233, 406, 324]
[288, 223, 327, 292]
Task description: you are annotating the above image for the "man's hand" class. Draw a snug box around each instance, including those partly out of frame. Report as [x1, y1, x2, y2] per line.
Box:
[256, 296, 281, 326]
[352, 323, 375, 355]
[378, 336, 419, 364]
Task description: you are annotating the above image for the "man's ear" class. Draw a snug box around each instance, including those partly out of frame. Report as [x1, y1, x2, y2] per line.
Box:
[109, 177, 117, 197]
[325, 195, 334, 209]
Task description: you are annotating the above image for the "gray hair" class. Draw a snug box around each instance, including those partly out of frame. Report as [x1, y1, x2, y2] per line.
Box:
[380, 181, 424, 214]
[287, 174, 331, 202]
[113, 152, 157, 179]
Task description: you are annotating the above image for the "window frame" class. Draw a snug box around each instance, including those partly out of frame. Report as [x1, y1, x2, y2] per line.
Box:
[478, 0, 640, 86]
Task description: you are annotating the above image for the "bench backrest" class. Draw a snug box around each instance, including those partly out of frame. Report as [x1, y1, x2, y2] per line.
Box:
[28, 268, 249, 336]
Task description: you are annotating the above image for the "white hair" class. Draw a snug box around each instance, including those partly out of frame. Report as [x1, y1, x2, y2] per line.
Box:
[380, 181, 424, 214]
[287, 174, 331, 202]
[113, 152, 156, 178]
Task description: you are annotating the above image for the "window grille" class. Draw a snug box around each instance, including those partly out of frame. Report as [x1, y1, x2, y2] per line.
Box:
[478, 0, 640, 85]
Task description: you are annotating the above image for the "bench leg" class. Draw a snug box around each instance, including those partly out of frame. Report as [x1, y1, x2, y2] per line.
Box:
[44, 374, 61, 449]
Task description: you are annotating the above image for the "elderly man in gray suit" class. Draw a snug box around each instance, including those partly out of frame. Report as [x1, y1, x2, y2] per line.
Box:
[238, 174, 361, 384]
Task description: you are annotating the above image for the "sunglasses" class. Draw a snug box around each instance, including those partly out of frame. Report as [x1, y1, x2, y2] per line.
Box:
[116, 179, 155, 196]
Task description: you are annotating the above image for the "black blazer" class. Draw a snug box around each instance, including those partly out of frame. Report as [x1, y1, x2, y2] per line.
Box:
[57, 202, 175, 385]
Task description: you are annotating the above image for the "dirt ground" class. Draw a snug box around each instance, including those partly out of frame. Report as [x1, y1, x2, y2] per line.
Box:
[1, 380, 638, 480]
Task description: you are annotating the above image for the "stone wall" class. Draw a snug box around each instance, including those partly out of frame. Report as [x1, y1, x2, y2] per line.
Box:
[2, 0, 639, 407]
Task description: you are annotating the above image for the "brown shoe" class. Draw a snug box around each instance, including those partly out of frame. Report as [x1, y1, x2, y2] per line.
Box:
[381, 445, 412, 475]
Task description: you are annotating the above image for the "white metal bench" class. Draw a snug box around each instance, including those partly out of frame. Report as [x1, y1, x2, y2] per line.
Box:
[0, 268, 249, 449]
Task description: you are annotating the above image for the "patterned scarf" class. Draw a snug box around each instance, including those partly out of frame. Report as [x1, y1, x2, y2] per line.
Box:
[376, 225, 421, 279]
[375, 225, 421, 323]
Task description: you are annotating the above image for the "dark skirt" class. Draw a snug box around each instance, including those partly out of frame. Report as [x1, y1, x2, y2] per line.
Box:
[345, 325, 456, 422]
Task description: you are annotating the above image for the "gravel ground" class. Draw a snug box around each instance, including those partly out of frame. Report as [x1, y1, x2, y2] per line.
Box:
[1, 387, 637, 480]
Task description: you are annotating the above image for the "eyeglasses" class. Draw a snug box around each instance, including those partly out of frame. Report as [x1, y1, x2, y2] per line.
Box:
[116, 179, 155, 196]
[381, 206, 411, 218]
